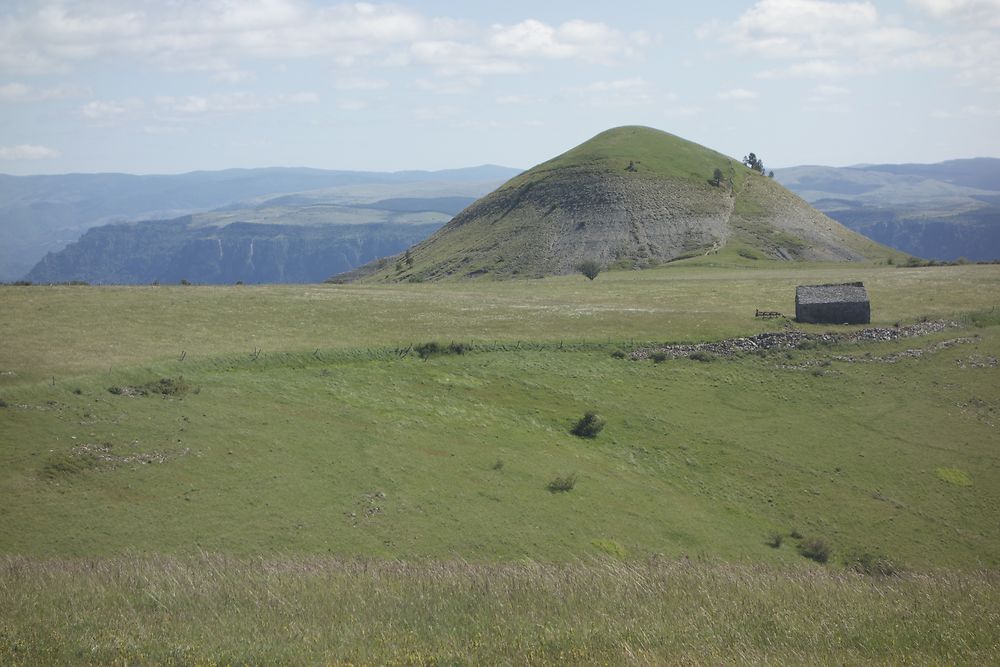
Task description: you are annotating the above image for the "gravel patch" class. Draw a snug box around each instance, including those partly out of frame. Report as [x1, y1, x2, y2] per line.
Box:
[631, 320, 960, 361]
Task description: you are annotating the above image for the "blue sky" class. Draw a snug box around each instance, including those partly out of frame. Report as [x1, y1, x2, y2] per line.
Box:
[1, 0, 998, 175]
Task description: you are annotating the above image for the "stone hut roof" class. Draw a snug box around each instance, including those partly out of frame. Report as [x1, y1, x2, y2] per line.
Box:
[796, 282, 868, 305]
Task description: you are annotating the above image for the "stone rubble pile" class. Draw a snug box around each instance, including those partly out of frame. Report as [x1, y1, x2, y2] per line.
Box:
[631, 320, 958, 360]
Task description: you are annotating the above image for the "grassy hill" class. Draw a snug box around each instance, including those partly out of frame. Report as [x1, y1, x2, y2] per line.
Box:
[344, 127, 901, 282]
[2, 259, 999, 663]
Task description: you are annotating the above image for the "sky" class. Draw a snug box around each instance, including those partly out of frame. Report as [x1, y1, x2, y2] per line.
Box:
[1, 0, 999, 175]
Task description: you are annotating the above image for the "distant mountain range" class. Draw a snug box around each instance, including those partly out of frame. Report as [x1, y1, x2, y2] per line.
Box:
[774, 158, 1000, 261]
[4, 153, 998, 285]
[2, 166, 518, 283]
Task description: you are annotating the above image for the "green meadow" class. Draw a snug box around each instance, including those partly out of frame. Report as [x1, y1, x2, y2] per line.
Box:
[2, 259, 999, 664]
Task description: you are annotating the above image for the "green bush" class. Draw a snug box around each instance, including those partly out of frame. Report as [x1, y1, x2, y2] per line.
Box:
[547, 473, 577, 492]
[571, 412, 606, 438]
[651, 351, 668, 363]
[798, 537, 831, 563]
[766, 533, 783, 548]
[577, 260, 602, 281]
[610, 349, 627, 359]
[688, 351, 715, 363]
[414, 341, 472, 359]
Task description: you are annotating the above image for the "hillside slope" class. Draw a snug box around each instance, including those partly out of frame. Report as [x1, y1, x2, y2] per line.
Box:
[345, 126, 897, 282]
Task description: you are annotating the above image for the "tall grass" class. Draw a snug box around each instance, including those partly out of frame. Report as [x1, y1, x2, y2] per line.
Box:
[1, 555, 998, 665]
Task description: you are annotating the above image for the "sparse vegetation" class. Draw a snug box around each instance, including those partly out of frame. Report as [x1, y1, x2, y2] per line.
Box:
[570, 411, 606, 438]
[846, 552, 901, 577]
[688, 350, 715, 362]
[766, 533, 784, 548]
[547, 473, 577, 492]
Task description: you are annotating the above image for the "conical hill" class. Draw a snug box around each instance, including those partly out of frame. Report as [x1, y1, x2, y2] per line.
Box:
[340, 126, 898, 281]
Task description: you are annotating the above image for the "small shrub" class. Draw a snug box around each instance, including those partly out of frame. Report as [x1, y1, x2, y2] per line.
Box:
[0, 398, 7, 408]
[766, 533, 783, 548]
[650, 351, 668, 363]
[846, 552, 901, 577]
[144, 377, 190, 396]
[414, 342, 442, 359]
[547, 473, 577, 492]
[571, 411, 606, 438]
[610, 349, 627, 359]
[179, 279, 191, 285]
[577, 260, 602, 281]
[688, 350, 715, 363]
[72, 388, 83, 395]
[798, 537, 831, 563]
[414, 341, 471, 359]
[790, 528, 803, 539]
[491, 459, 504, 471]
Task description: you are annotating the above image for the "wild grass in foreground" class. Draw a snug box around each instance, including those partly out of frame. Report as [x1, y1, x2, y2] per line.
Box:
[1, 555, 997, 666]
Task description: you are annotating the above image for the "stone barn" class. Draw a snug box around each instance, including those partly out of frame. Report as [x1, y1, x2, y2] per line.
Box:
[795, 282, 871, 324]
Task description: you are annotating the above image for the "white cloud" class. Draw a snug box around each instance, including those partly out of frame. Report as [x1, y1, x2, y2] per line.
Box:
[495, 94, 539, 106]
[931, 104, 1000, 118]
[412, 76, 483, 94]
[0, 1, 430, 74]
[716, 87, 760, 100]
[910, 0, 1000, 27]
[413, 104, 462, 121]
[155, 91, 319, 115]
[0, 144, 59, 160]
[336, 99, 368, 111]
[811, 84, 850, 97]
[81, 98, 144, 121]
[212, 70, 257, 84]
[727, 0, 880, 58]
[333, 76, 389, 91]
[714, 0, 924, 80]
[0, 81, 89, 102]
[567, 78, 658, 107]
[757, 60, 858, 79]
[488, 19, 637, 63]
[411, 40, 524, 77]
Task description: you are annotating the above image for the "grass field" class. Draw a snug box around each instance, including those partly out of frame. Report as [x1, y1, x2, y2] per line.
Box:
[2, 259, 999, 663]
